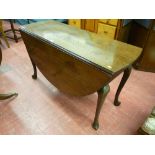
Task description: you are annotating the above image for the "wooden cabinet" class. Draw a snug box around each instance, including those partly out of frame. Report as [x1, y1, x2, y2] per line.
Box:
[96, 19, 118, 39]
[139, 28, 155, 72]
[84, 19, 96, 32]
[130, 20, 155, 73]
[68, 19, 81, 28]
[99, 19, 118, 26]
[68, 19, 125, 40]
[97, 23, 116, 38]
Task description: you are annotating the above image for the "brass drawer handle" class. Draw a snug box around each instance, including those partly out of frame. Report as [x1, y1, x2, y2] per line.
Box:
[73, 21, 76, 24]
[104, 31, 108, 34]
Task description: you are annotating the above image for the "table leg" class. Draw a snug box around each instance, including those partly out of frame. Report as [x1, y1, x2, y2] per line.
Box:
[0, 93, 18, 100]
[30, 57, 37, 79]
[114, 66, 132, 106]
[92, 85, 110, 130]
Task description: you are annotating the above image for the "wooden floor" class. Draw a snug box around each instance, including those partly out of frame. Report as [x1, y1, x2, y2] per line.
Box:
[0, 21, 155, 134]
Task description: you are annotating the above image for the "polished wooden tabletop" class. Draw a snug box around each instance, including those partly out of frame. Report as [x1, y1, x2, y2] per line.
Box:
[21, 20, 142, 75]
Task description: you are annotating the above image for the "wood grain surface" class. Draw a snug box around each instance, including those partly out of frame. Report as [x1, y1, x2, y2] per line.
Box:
[20, 20, 142, 75]
[20, 20, 142, 96]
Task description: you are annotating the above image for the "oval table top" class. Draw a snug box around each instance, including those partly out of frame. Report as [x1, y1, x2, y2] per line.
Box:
[20, 20, 142, 75]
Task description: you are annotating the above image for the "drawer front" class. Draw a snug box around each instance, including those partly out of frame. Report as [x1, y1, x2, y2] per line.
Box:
[84, 19, 95, 32]
[97, 23, 116, 39]
[68, 19, 81, 28]
[99, 19, 118, 26]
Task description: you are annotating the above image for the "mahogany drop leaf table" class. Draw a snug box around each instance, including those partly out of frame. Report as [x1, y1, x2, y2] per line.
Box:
[20, 20, 142, 130]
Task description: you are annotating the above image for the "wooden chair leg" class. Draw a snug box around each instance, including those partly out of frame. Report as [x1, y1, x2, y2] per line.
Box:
[9, 20, 18, 43]
[1, 29, 10, 48]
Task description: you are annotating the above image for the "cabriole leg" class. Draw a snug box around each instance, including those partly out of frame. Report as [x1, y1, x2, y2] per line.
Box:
[92, 85, 110, 130]
[30, 57, 37, 79]
[114, 66, 132, 106]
